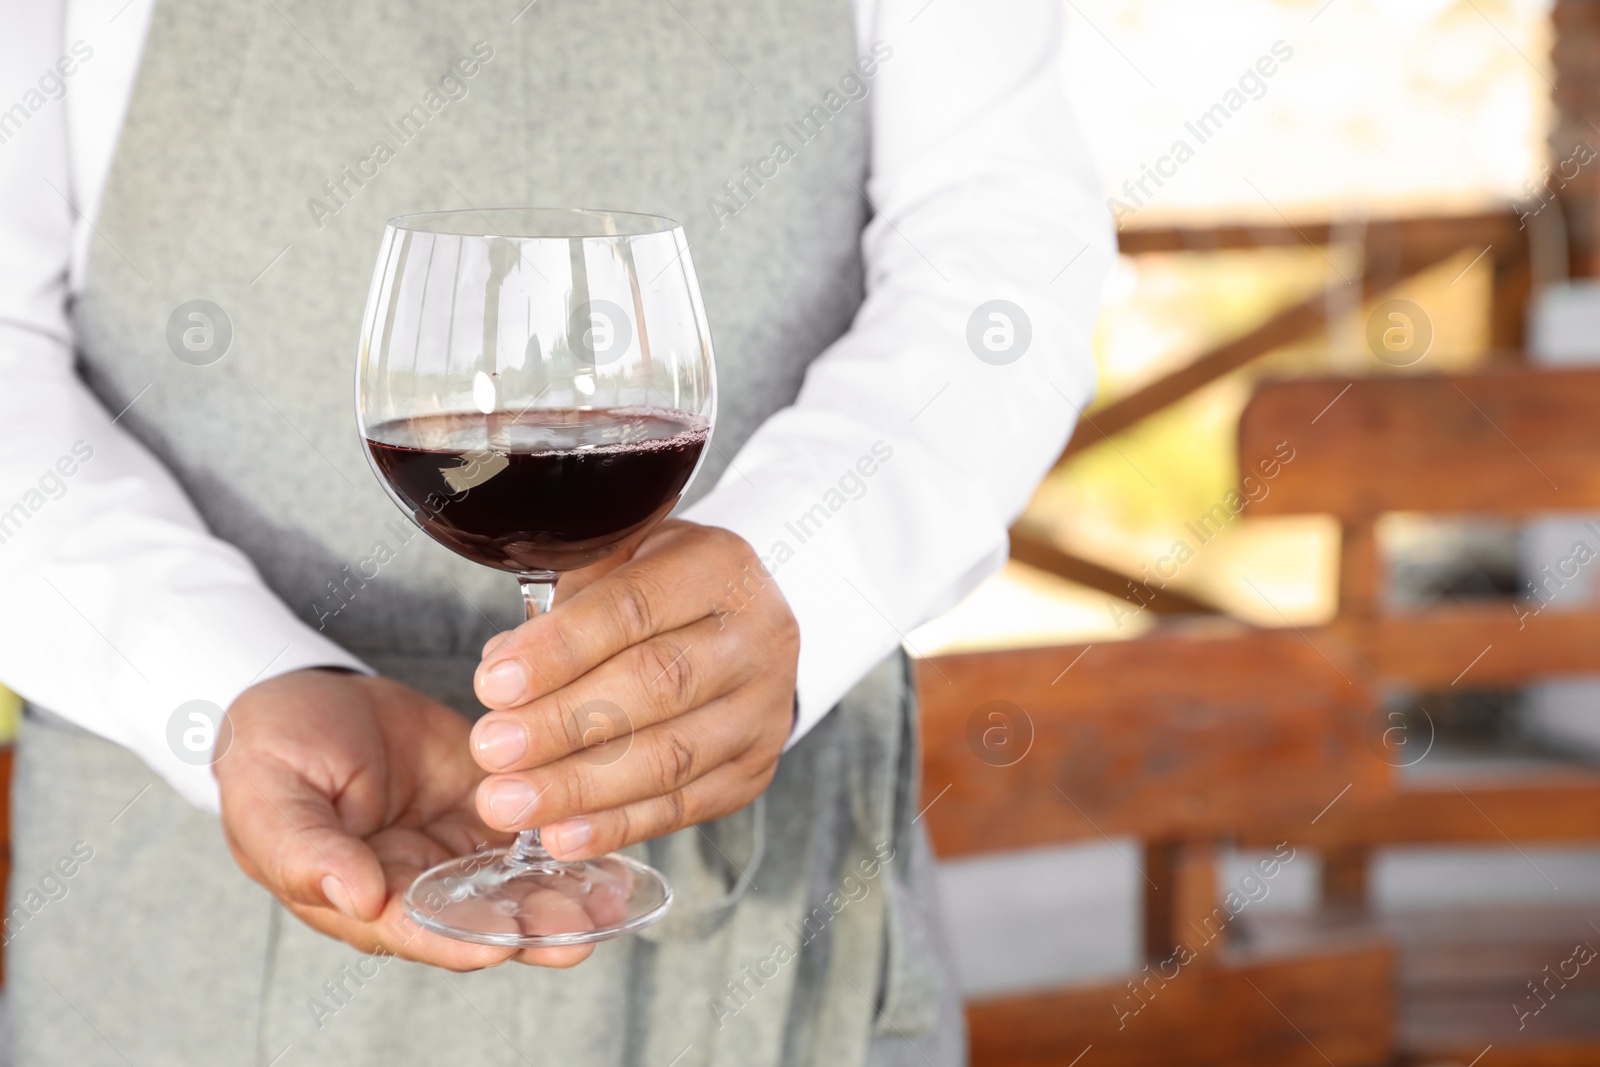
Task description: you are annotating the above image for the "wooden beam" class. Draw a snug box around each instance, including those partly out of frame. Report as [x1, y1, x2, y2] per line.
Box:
[1007, 524, 1221, 615]
[1144, 841, 1225, 965]
[967, 943, 1394, 1067]
[1240, 368, 1600, 518]
[1059, 287, 1330, 463]
[1403, 1045, 1600, 1067]
[1489, 242, 1531, 357]
[1249, 904, 1600, 1065]
[1329, 605, 1600, 690]
[1060, 214, 1513, 465]
[1396, 902, 1600, 1065]
[1338, 517, 1381, 620]
[1320, 846, 1370, 914]
[1116, 211, 1520, 257]
[1237, 777, 1600, 849]
[915, 629, 1390, 855]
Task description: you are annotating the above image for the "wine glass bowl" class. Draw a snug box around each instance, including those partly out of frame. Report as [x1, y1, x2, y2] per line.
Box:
[358, 208, 715, 577]
[355, 208, 716, 946]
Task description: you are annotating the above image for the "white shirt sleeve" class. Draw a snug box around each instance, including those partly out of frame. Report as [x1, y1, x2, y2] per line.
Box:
[681, 0, 1114, 742]
[0, 0, 368, 813]
[1, 0, 1111, 810]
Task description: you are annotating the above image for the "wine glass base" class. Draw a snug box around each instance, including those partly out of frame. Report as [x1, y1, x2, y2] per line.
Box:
[404, 848, 672, 947]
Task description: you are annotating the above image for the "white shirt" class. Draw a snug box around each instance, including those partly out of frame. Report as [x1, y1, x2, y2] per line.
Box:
[0, 0, 1112, 811]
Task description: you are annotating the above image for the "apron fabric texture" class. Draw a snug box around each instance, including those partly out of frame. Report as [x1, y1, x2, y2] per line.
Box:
[9, 1, 965, 1064]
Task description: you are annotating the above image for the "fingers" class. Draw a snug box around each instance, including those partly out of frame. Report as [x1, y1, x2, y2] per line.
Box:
[474, 549, 636, 664]
[290, 865, 594, 971]
[283, 902, 517, 972]
[374, 837, 596, 970]
[474, 691, 761, 833]
[473, 524, 744, 710]
[550, 541, 637, 602]
[480, 631, 515, 661]
[472, 612, 749, 773]
[215, 669, 603, 972]
[539, 758, 774, 862]
[218, 753, 387, 921]
[285, 830, 597, 971]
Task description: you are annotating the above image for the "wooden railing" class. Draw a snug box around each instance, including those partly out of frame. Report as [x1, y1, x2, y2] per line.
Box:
[1009, 209, 1530, 614]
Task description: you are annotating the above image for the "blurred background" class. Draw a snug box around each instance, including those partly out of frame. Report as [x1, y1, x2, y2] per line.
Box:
[1, 0, 1596, 1063]
[925, 0, 1548, 648]
[906, 0, 1600, 1064]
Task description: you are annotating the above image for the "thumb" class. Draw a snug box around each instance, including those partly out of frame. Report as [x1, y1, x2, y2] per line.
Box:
[218, 754, 387, 921]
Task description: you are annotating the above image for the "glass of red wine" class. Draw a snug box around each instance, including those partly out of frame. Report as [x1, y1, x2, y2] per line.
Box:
[355, 208, 715, 946]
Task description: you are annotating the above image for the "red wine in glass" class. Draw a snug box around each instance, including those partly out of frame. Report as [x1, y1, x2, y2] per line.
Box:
[365, 407, 709, 573]
[357, 207, 716, 949]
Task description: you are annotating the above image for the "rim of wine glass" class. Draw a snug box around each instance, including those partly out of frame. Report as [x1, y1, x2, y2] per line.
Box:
[387, 206, 682, 240]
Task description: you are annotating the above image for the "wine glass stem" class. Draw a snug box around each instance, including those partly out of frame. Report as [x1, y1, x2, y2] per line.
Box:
[518, 572, 556, 619]
[509, 572, 559, 868]
[509, 828, 557, 867]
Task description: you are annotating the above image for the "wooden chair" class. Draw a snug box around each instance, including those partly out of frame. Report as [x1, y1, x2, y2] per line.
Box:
[1235, 365, 1600, 1064]
[917, 628, 1394, 1066]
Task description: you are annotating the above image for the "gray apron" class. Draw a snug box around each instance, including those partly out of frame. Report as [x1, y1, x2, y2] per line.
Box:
[9, 1, 964, 1064]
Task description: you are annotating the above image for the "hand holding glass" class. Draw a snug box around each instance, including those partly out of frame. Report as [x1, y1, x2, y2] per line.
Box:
[355, 208, 716, 946]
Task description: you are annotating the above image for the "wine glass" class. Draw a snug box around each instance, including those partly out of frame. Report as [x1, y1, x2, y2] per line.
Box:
[354, 208, 716, 946]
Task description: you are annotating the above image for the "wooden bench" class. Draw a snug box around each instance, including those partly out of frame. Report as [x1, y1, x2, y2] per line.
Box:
[1236, 366, 1600, 1063]
[918, 627, 1394, 1066]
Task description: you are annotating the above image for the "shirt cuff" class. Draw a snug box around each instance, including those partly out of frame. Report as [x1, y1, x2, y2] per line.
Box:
[115, 583, 372, 813]
[681, 475, 906, 750]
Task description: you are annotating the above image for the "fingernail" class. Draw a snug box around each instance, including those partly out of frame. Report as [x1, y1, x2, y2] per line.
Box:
[474, 719, 527, 769]
[547, 818, 593, 856]
[322, 874, 358, 920]
[478, 659, 528, 705]
[486, 779, 540, 826]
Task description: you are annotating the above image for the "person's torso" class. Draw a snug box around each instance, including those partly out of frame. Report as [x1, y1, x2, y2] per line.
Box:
[72, 0, 870, 658]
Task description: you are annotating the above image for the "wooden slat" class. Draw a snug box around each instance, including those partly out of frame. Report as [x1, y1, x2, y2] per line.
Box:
[1059, 288, 1329, 463]
[1007, 524, 1221, 615]
[1332, 605, 1600, 689]
[1117, 211, 1519, 257]
[1237, 777, 1600, 849]
[1059, 215, 1508, 465]
[967, 943, 1393, 1067]
[1144, 841, 1225, 965]
[1320, 846, 1370, 913]
[1250, 905, 1600, 1066]
[1339, 516, 1381, 619]
[1403, 1044, 1600, 1067]
[1398, 903, 1600, 1065]
[915, 627, 1390, 856]
[1240, 368, 1600, 518]
[1490, 242, 1532, 355]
